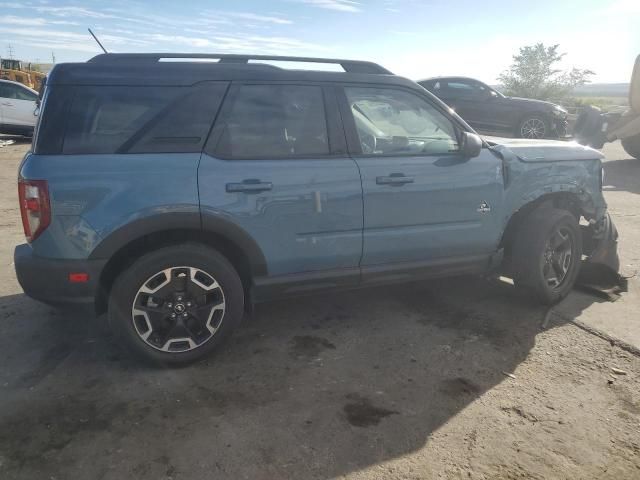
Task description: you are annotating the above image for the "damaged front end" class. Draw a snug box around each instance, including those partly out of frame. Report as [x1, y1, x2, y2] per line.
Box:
[579, 213, 625, 299]
[582, 213, 619, 272]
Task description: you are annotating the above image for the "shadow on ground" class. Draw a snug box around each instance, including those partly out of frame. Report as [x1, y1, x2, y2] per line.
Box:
[603, 157, 640, 195]
[0, 276, 601, 479]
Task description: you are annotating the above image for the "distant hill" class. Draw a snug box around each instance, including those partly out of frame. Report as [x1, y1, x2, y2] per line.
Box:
[573, 83, 629, 97]
[491, 83, 629, 98]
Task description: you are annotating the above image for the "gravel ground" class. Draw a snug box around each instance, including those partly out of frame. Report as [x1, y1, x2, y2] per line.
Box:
[0, 138, 638, 480]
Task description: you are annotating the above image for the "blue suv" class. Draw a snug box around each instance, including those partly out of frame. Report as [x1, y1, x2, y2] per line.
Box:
[15, 54, 618, 365]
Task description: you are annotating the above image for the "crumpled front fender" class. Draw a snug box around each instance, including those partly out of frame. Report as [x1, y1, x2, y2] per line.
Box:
[582, 213, 619, 272]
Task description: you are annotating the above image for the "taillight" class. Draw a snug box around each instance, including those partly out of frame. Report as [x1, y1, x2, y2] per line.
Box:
[18, 179, 51, 242]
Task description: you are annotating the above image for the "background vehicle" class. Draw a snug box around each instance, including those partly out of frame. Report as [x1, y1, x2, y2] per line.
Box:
[574, 54, 640, 160]
[418, 77, 568, 139]
[0, 79, 38, 136]
[15, 54, 616, 365]
[0, 58, 46, 90]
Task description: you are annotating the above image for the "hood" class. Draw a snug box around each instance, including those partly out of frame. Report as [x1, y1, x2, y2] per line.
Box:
[505, 96, 562, 110]
[484, 136, 604, 162]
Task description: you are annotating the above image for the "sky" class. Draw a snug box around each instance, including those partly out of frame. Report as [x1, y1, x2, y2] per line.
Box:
[1, 0, 638, 83]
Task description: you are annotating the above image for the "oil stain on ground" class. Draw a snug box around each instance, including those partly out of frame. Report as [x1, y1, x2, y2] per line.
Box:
[343, 394, 398, 427]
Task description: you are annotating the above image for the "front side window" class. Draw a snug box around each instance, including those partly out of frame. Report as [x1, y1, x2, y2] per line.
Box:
[0, 83, 37, 101]
[63, 83, 227, 154]
[344, 87, 459, 156]
[216, 84, 329, 159]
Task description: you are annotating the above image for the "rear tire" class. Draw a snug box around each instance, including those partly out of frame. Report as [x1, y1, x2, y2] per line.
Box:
[512, 207, 582, 305]
[108, 243, 244, 366]
[621, 134, 640, 160]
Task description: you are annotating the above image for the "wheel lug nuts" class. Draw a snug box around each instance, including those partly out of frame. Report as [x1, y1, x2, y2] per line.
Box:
[166, 302, 173, 308]
[171, 313, 176, 319]
[177, 296, 183, 301]
[186, 302, 192, 307]
[182, 312, 188, 318]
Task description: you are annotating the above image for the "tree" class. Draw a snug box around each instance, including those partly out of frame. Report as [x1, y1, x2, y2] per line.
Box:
[498, 43, 594, 103]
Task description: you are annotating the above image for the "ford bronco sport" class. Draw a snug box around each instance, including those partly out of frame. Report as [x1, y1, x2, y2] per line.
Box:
[15, 54, 618, 365]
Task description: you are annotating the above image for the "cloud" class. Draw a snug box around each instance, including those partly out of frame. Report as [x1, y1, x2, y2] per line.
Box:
[0, 15, 79, 26]
[223, 12, 292, 25]
[0, 25, 151, 55]
[299, 0, 361, 13]
[32, 5, 116, 19]
[606, 0, 640, 14]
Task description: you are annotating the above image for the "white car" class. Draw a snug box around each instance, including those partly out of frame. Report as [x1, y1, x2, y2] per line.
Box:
[0, 79, 39, 136]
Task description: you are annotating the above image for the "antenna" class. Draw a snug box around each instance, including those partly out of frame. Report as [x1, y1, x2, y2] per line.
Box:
[88, 28, 108, 54]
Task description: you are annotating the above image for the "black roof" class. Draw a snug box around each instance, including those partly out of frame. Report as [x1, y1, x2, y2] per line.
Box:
[418, 76, 486, 83]
[47, 53, 418, 90]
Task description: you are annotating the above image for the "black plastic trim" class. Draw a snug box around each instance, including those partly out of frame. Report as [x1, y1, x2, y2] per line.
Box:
[15, 243, 106, 305]
[251, 254, 489, 303]
[88, 211, 268, 277]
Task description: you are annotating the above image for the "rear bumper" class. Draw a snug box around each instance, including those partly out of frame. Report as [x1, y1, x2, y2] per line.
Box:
[14, 244, 106, 307]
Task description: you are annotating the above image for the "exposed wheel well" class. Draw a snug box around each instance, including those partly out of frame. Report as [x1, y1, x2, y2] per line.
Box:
[95, 229, 253, 314]
[499, 192, 582, 268]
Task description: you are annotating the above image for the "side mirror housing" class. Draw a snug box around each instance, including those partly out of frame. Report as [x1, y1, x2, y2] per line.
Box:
[460, 131, 482, 158]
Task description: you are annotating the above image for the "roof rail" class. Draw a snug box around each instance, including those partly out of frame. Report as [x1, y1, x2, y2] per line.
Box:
[87, 53, 393, 75]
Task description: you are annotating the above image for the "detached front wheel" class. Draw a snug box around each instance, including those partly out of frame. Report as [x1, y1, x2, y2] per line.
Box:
[512, 208, 582, 304]
[108, 244, 244, 365]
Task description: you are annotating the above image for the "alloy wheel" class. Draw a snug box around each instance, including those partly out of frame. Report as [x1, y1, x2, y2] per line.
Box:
[520, 118, 546, 139]
[542, 226, 574, 289]
[131, 266, 225, 352]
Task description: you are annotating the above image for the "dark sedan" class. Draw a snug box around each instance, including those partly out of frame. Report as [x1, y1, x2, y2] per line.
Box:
[418, 76, 568, 139]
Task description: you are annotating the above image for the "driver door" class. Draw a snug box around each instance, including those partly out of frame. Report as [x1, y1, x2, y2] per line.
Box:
[337, 85, 504, 279]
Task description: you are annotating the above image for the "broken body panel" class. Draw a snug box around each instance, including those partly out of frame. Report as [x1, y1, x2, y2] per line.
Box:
[487, 137, 619, 273]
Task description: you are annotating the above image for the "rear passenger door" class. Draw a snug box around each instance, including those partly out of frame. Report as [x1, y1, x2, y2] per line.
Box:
[199, 83, 363, 293]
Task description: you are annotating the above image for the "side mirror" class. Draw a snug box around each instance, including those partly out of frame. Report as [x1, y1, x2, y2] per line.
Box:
[631, 54, 639, 114]
[460, 132, 482, 158]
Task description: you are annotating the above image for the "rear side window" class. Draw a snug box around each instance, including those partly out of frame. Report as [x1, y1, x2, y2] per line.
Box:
[215, 84, 329, 159]
[63, 83, 227, 154]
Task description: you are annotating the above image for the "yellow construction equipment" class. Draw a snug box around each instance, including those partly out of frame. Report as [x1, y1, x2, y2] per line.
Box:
[0, 58, 46, 90]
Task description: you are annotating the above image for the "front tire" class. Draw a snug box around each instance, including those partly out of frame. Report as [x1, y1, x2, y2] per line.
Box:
[108, 243, 244, 366]
[517, 115, 550, 139]
[512, 207, 582, 305]
[621, 134, 640, 160]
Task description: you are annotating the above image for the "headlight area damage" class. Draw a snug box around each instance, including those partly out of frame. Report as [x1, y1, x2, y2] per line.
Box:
[491, 138, 626, 300]
[582, 212, 619, 272]
[579, 213, 626, 300]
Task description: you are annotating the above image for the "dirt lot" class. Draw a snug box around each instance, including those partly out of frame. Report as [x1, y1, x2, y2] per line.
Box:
[0, 139, 639, 480]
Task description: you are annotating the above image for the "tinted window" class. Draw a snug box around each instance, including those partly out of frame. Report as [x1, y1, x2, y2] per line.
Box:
[63, 83, 227, 154]
[344, 87, 459, 156]
[445, 80, 487, 99]
[216, 84, 329, 159]
[0, 82, 37, 101]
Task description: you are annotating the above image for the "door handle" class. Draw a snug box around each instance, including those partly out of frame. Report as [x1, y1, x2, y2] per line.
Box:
[376, 174, 414, 186]
[226, 179, 273, 193]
